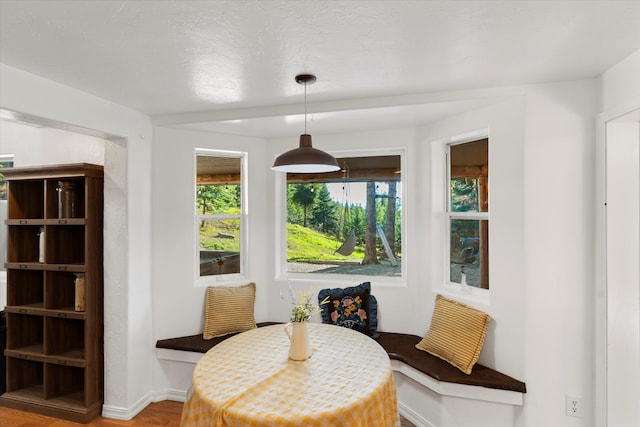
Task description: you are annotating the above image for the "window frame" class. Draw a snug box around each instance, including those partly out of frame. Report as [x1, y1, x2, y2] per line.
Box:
[195, 148, 248, 285]
[276, 148, 406, 284]
[444, 135, 490, 299]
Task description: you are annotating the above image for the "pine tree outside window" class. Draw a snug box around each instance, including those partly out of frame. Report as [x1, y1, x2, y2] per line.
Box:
[195, 150, 246, 280]
[447, 139, 489, 289]
[283, 152, 403, 279]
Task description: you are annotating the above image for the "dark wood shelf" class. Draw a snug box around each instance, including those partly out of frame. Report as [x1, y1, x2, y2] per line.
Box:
[0, 163, 104, 424]
[5, 305, 47, 316]
[5, 344, 45, 357]
[6, 219, 86, 226]
[1, 386, 45, 403]
[4, 351, 86, 368]
[45, 218, 85, 225]
[5, 219, 46, 226]
[4, 262, 86, 272]
[4, 306, 86, 320]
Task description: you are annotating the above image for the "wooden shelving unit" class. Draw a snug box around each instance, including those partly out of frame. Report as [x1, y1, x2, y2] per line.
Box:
[0, 163, 104, 423]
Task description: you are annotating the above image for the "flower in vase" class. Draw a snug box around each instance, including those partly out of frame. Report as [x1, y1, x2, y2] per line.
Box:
[289, 286, 330, 323]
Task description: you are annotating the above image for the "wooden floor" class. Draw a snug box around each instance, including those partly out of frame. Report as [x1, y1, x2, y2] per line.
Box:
[0, 401, 184, 427]
[0, 400, 415, 426]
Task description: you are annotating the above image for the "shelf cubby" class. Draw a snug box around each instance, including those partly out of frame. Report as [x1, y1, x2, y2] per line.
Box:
[44, 271, 78, 311]
[7, 270, 44, 308]
[44, 226, 85, 265]
[6, 358, 44, 398]
[44, 364, 85, 405]
[44, 317, 85, 360]
[7, 180, 44, 219]
[6, 313, 44, 352]
[7, 225, 42, 263]
[45, 178, 86, 220]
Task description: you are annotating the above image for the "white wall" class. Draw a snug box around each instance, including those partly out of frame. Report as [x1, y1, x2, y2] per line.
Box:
[522, 79, 598, 427]
[150, 126, 269, 396]
[605, 119, 639, 427]
[418, 97, 526, 378]
[597, 48, 640, 427]
[408, 98, 526, 426]
[0, 121, 105, 167]
[397, 79, 596, 427]
[0, 121, 106, 311]
[0, 64, 154, 419]
[601, 49, 640, 113]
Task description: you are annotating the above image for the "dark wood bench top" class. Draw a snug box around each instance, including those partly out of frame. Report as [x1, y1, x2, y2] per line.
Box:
[375, 331, 526, 394]
[156, 322, 280, 353]
[156, 323, 526, 394]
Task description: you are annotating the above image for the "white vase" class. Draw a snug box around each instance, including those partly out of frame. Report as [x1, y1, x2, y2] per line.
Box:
[284, 322, 311, 361]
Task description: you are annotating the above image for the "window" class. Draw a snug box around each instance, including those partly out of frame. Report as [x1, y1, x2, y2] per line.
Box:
[447, 139, 489, 289]
[196, 150, 246, 279]
[283, 152, 403, 278]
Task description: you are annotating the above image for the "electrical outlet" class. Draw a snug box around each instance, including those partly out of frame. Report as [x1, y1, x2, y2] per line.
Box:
[566, 395, 583, 417]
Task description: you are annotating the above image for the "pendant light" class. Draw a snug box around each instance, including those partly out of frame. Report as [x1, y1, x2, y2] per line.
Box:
[272, 74, 340, 173]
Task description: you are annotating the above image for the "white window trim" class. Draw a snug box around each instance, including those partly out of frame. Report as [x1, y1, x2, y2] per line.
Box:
[436, 130, 490, 305]
[194, 148, 249, 286]
[275, 147, 407, 285]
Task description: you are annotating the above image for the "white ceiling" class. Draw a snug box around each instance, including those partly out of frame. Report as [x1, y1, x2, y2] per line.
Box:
[1, 0, 639, 137]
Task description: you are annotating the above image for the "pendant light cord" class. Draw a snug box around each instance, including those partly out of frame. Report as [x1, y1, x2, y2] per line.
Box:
[304, 81, 307, 134]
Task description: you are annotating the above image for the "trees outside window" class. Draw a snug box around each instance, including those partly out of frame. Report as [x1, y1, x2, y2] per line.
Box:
[447, 139, 489, 289]
[284, 153, 403, 278]
[196, 151, 245, 278]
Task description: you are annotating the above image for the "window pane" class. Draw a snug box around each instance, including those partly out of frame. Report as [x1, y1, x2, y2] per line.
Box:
[196, 153, 243, 278]
[196, 156, 241, 214]
[199, 219, 240, 276]
[450, 139, 488, 212]
[450, 178, 480, 212]
[285, 155, 402, 277]
[196, 184, 241, 215]
[449, 219, 488, 288]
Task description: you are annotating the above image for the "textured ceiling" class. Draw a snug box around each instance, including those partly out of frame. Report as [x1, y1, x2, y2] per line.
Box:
[1, 0, 639, 137]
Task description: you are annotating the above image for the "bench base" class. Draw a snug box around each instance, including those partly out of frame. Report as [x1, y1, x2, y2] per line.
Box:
[393, 370, 522, 427]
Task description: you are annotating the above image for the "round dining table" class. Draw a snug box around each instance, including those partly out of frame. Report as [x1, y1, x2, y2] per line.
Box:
[179, 323, 399, 427]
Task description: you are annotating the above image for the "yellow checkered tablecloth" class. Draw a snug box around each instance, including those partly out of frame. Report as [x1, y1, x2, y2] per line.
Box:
[180, 323, 400, 427]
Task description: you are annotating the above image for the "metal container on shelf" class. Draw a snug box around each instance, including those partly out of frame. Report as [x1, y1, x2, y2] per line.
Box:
[56, 180, 76, 218]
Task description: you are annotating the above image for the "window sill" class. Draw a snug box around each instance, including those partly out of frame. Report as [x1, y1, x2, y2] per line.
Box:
[279, 272, 406, 288]
[435, 283, 490, 306]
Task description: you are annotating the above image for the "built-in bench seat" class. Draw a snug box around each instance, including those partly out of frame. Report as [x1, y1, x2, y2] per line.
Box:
[156, 322, 281, 354]
[155, 323, 525, 402]
[375, 331, 526, 394]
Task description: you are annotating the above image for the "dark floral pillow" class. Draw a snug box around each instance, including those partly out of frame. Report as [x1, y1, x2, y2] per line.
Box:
[318, 282, 379, 338]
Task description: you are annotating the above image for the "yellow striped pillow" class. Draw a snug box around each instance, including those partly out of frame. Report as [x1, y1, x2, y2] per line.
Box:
[415, 294, 491, 374]
[203, 283, 257, 340]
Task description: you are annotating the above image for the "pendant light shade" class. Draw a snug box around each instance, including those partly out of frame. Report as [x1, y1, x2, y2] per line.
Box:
[272, 134, 340, 173]
[272, 74, 340, 173]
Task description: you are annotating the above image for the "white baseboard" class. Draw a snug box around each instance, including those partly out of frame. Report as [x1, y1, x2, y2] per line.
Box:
[102, 389, 188, 420]
[398, 400, 436, 427]
[151, 388, 189, 403]
[102, 392, 153, 420]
